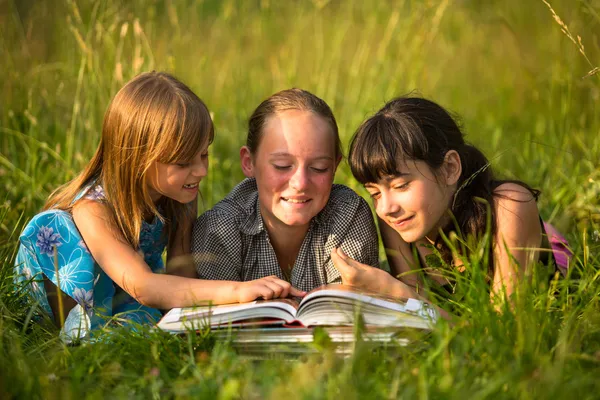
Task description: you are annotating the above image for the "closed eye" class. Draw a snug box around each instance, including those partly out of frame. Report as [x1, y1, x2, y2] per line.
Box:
[311, 167, 329, 173]
[394, 182, 410, 191]
[273, 165, 291, 170]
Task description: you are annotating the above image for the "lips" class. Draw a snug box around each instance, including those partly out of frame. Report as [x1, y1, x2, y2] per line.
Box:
[281, 196, 311, 204]
[389, 215, 414, 227]
[183, 182, 199, 189]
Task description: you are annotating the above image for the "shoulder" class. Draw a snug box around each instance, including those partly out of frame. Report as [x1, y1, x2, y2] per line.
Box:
[193, 179, 258, 238]
[320, 184, 374, 228]
[72, 198, 113, 222]
[327, 184, 366, 211]
[493, 182, 539, 219]
[492, 183, 541, 240]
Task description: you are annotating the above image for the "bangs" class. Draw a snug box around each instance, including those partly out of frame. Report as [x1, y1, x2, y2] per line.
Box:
[349, 114, 425, 184]
[158, 95, 214, 164]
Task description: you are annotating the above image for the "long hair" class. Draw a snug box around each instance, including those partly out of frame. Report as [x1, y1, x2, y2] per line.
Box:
[44, 71, 214, 249]
[247, 88, 342, 158]
[348, 96, 538, 270]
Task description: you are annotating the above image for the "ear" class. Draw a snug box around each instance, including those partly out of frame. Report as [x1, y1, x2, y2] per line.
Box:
[442, 150, 462, 186]
[240, 146, 255, 178]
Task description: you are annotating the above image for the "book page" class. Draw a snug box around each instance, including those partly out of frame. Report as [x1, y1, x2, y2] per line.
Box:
[299, 284, 411, 311]
[297, 284, 437, 323]
[159, 298, 301, 326]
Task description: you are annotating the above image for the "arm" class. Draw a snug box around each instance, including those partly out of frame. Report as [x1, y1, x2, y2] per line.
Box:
[166, 201, 197, 278]
[330, 247, 451, 320]
[72, 200, 304, 310]
[492, 183, 542, 301]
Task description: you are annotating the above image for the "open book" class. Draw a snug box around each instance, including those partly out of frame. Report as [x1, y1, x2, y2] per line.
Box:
[157, 284, 438, 333]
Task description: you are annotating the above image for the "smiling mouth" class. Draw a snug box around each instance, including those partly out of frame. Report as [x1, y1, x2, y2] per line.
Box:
[389, 215, 414, 225]
[282, 197, 310, 204]
[183, 183, 199, 189]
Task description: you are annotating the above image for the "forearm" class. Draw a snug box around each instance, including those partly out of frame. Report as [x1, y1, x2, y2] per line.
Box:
[131, 272, 241, 309]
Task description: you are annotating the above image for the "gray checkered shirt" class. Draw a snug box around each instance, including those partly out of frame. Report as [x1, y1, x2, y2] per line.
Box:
[192, 178, 380, 292]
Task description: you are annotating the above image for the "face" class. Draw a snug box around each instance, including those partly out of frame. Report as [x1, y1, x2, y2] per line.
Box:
[365, 160, 456, 243]
[241, 109, 339, 233]
[146, 146, 209, 204]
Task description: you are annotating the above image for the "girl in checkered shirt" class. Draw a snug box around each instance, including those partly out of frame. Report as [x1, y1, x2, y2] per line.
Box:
[192, 88, 380, 292]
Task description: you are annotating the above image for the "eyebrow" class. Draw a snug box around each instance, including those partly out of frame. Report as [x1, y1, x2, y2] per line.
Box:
[269, 152, 334, 161]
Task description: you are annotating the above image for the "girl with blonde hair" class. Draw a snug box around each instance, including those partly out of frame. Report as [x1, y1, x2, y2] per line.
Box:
[14, 72, 302, 340]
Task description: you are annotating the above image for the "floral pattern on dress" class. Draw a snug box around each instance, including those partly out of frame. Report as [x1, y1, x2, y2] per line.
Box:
[36, 226, 62, 256]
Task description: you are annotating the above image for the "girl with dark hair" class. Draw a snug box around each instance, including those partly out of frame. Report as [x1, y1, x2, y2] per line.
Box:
[192, 88, 380, 292]
[331, 96, 571, 309]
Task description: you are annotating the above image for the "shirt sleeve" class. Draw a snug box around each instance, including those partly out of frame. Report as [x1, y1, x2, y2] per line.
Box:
[191, 209, 243, 281]
[321, 190, 381, 285]
[339, 196, 380, 268]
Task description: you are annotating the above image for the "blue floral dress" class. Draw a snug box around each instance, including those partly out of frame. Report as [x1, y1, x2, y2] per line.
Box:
[14, 185, 167, 341]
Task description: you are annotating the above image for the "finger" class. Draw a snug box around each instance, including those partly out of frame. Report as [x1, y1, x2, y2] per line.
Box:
[289, 286, 307, 297]
[331, 248, 352, 270]
[257, 285, 275, 300]
[262, 280, 286, 298]
[265, 276, 305, 298]
[270, 278, 292, 298]
[260, 276, 290, 297]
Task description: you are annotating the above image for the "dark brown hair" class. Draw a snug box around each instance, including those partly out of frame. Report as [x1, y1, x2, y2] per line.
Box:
[246, 88, 342, 158]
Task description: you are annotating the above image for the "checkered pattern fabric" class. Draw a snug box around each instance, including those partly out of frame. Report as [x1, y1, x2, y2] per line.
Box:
[192, 178, 380, 292]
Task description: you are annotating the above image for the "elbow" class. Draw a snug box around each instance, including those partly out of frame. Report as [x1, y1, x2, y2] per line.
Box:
[119, 274, 165, 309]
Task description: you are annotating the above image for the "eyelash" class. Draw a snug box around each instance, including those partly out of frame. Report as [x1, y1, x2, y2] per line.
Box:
[273, 166, 329, 173]
[394, 182, 410, 190]
[367, 182, 410, 199]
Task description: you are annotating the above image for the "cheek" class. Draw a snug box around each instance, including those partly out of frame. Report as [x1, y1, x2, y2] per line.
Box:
[312, 172, 334, 188]
[258, 171, 288, 194]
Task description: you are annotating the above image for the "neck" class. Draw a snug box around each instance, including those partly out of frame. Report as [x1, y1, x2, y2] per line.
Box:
[263, 217, 310, 273]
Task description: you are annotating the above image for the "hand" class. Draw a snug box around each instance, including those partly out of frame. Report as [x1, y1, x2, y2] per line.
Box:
[234, 275, 306, 303]
[330, 247, 417, 299]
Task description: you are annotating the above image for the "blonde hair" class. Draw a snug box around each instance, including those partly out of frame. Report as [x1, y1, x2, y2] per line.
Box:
[45, 71, 214, 248]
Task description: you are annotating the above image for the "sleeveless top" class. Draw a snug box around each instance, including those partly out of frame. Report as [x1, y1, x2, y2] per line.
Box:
[410, 219, 571, 297]
[13, 184, 167, 341]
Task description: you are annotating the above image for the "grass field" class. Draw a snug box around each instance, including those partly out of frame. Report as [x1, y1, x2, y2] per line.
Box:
[1, 0, 600, 398]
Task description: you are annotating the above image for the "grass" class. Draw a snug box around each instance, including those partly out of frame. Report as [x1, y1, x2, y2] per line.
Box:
[1, 0, 600, 398]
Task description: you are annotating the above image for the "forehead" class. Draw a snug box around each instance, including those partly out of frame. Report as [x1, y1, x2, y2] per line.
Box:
[364, 159, 436, 186]
[258, 110, 335, 158]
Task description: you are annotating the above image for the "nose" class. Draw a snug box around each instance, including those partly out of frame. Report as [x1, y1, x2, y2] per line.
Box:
[289, 166, 308, 191]
[191, 154, 208, 178]
[376, 191, 400, 217]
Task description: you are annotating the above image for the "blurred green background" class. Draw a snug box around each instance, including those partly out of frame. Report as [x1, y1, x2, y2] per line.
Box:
[1, 0, 598, 234]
